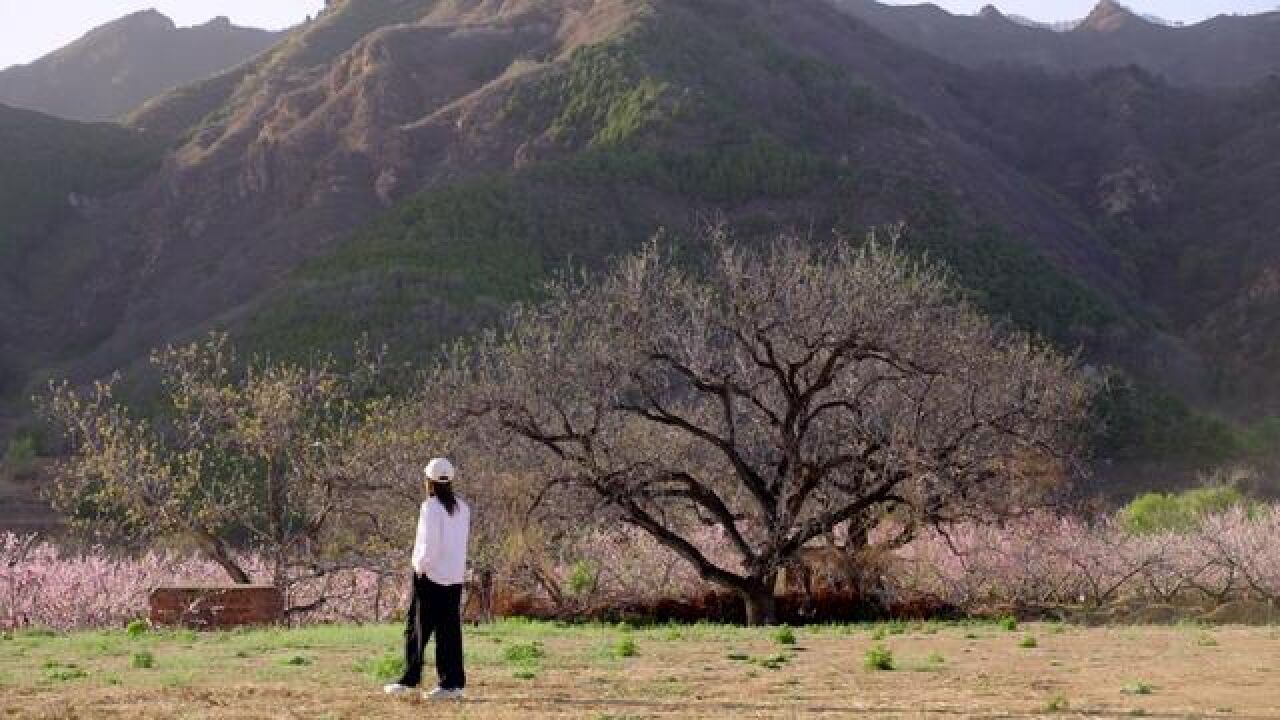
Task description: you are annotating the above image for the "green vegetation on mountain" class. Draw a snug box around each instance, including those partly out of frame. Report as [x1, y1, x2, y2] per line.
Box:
[240, 9, 1115, 369]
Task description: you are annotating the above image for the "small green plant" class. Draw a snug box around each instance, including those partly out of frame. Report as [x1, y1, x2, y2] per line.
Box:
[503, 641, 545, 664]
[513, 669, 538, 680]
[355, 652, 405, 681]
[131, 651, 154, 669]
[282, 655, 312, 666]
[926, 651, 945, 664]
[614, 637, 638, 658]
[773, 626, 796, 645]
[871, 626, 887, 641]
[726, 651, 749, 661]
[1045, 693, 1069, 712]
[44, 663, 87, 681]
[1019, 635, 1038, 649]
[1196, 633, 1219, 647]
[566, 560, 596, 596]
[998, 616, 1018, 632]
[753, 652, 791, 669]
[864, 644, 894, 671]
[1122, 681, 1154, 695]
[125, 619, 148, 638]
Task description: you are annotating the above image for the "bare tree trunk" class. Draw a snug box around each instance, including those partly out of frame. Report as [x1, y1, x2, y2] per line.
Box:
[742, 583, 778, 626]
[200, 534, 251, 584]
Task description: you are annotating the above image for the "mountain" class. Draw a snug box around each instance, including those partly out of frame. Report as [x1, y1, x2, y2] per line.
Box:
[830, 0, 1280, 88]
[0, 11, 284, 122]
[5, 0, 1280, 531]
[90, 0, 1140, 377]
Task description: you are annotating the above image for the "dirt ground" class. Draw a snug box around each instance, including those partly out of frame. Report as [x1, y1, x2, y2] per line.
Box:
[2, 620, 1278, 718]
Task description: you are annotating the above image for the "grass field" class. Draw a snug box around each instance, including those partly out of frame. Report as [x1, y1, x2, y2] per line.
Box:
[2, 619, 1278, 718]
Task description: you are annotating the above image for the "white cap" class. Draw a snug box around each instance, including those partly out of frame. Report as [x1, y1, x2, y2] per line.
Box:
[424, 457, 455, 483]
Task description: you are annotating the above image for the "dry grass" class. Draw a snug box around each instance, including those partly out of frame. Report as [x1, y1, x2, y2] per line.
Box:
[2, 619, 1278, 718]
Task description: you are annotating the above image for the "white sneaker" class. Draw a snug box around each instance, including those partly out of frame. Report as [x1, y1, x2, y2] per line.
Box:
[383, 682, 414, 695]
[424, 686, 464, 700]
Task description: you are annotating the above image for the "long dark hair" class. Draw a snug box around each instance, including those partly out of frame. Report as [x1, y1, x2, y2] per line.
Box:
[429, 480, 459, 515]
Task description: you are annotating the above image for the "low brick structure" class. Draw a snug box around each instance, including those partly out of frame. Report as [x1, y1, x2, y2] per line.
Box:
[149, 585, 284, 629]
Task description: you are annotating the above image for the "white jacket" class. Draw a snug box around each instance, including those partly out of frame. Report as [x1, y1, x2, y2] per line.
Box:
[411, 497, 470, 585]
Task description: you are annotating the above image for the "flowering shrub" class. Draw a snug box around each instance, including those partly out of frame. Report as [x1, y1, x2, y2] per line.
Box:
[891, 506, 1280, 609]
[0, 534, 405, 631]
[4, 506, 1280, 629]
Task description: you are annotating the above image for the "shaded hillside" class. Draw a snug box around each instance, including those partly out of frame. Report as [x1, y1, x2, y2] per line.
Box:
[0, 104, 162, 402]
[831, 0, 1280, 88]
[0, 11, 283, 122]
[943, 66, 1280, 415]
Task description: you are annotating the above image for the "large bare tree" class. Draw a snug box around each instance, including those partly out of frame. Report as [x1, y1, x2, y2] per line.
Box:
[439, 233, 1091, 624]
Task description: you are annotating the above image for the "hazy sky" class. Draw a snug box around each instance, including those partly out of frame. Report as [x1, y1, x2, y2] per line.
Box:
[1, 1, 1276, 70]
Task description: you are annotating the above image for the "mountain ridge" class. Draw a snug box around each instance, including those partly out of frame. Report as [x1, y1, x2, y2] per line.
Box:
[832, 0, 1280, 87]
[0, 10, 285, 122]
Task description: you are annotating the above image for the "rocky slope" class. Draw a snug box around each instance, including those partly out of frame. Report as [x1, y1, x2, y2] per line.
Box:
[831, 0, 1280, 88]
[0, 10, 283, 122]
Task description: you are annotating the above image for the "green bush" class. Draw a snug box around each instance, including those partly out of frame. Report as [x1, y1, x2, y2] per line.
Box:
[44, 663, 88, 681]
[1121, 486, 1249, 535]
[131, 652, 154, 669]
[864, 644, 894, 671]
[613, 637, 638, 658]
[503, 641, 545, 664]
[568, 561, 596, 597]
[354, 651, 404, 681]
[773, 626, 796, 645]
[125, 619, 149, 638]
[998, 616, 1018, 632]
[1121, 680, 1154, 695]
[1019, 635, 1038, 649]
[754, 652, 790, 669]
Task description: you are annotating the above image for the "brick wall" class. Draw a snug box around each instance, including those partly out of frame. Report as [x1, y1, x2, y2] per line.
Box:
[149, 585, 284, 629]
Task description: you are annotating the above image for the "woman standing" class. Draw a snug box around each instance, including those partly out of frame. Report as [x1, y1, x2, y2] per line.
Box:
[383, 457, 471, 700]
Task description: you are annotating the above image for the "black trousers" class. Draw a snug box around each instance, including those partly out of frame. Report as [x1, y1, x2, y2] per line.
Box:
[398, 573, 465, 689]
